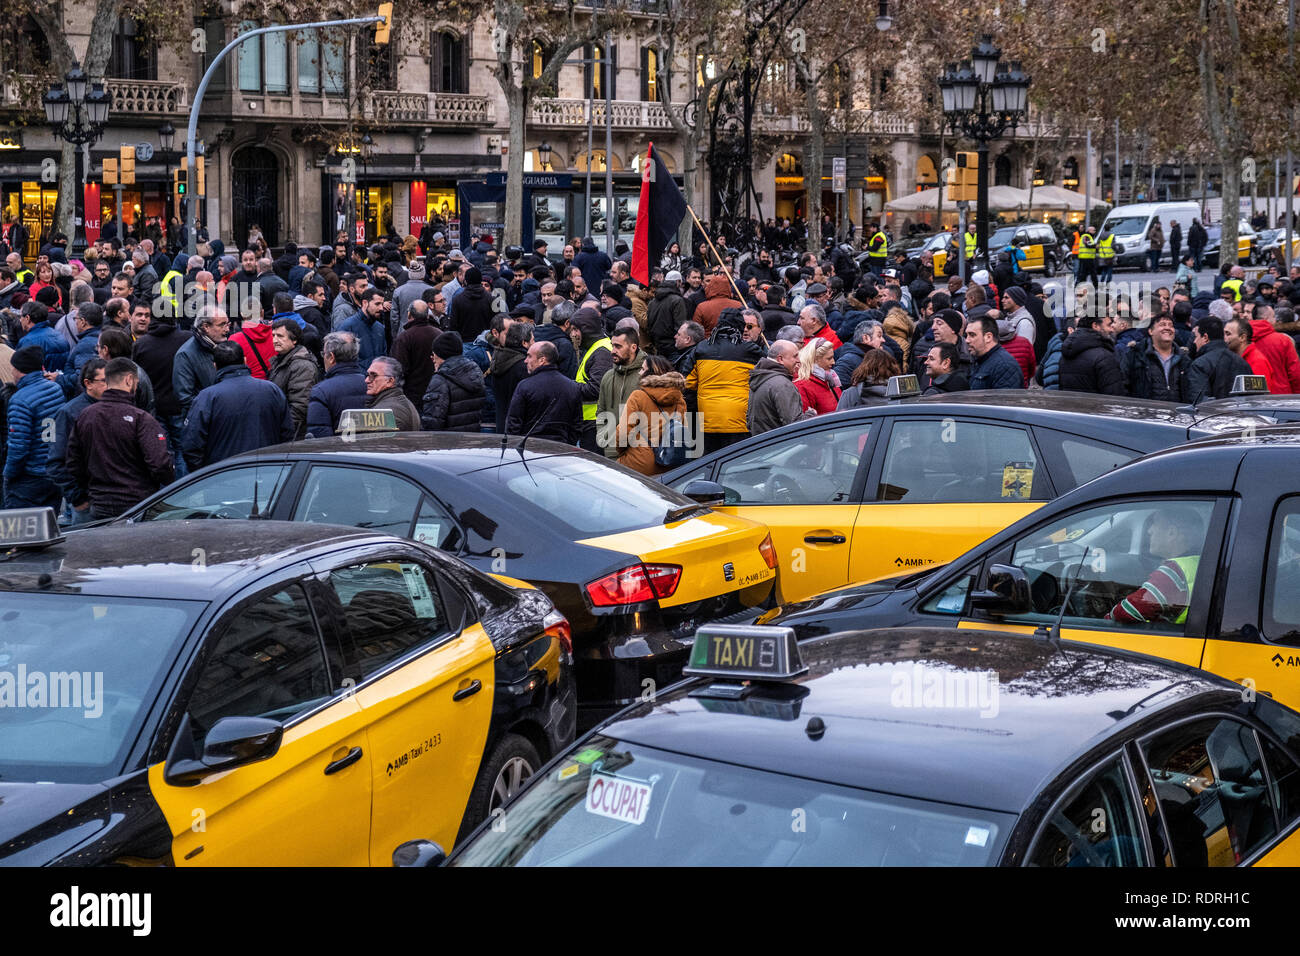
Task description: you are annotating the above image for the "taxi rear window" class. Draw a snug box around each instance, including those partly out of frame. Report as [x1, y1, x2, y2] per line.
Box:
[451, 736, 1015, 867]
[480, 456, 697, 537]
[0, 594, 202, 783]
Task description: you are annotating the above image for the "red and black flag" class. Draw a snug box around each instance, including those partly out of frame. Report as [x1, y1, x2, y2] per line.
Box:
[631, 142, 687, 284]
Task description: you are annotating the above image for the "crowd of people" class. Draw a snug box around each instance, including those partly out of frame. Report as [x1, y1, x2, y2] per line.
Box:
[3, 217, 1299, 521]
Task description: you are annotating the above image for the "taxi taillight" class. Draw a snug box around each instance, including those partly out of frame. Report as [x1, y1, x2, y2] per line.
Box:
[543, 608, 572, 655]
[758, 533, 778, 570]
[586, 563, 682, 607]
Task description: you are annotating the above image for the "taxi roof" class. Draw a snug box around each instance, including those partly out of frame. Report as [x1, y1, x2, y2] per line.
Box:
[604, 628, 1230, 814]
[231, 431, 604, 476]
[0, 520, 381, 599]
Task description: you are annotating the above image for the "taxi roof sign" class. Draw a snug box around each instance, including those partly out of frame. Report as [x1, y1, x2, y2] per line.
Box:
[1229, 374, 1269, 397]
[684, 624, 806, 682]
[338, 408, 398, 435]
[0, 507, 64, 550]
[886, 374, 921, 400]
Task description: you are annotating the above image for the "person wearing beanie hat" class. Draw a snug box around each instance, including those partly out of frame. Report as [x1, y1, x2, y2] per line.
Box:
[16, 301, 70, 372]
[391, 256, 434, 333]
[996, 312, 1036, 385]
[421, 330, 487, 431]
[3, 343, 65, 508]
[999, 284, 1037, 346]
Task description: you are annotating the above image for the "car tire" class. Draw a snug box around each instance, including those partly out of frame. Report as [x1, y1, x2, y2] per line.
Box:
[1044, 254, 1056, 277]
[458, 732, 541, 845]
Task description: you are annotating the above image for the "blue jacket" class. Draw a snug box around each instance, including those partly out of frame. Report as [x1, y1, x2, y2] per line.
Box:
[65, 326, 102, 377]
[335, 311, 388, 367]
[1037, 332, 1066, 389]
[46, 392, 95, 503]
[306, 361, 368, 438]
[182, 365, 293, 470]
[574, 243, 612, 298]
[4, 372, 66, 480]
[832, 341, 867, 385]
[463, 332, 497, 428]
[969, 344, 1025, 390]
[173, 331, 218, 417]
[19, 322, 70, 374]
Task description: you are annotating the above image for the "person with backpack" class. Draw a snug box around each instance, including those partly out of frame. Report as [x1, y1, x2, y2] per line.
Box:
[613, 354, 687, 477]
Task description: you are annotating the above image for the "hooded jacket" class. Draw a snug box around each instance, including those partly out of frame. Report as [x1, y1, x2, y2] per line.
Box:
[268, 343, 320, 438]
[681, 317, 764, 434]
[574, 239, 612, 298]
[597, 351, 646, 458]
[691, 273, 745, 335]
[760, 302, 797, 339]
[1120, 338, 1190, 402]
[647, 284, 689, 359]
[18, 320, 70, 373]
[1249, 320, 1300, 393]
[838, 381, 892, 408]
[616, 371, 688, 476]
[172, 328, 219, 417]
[421, 354, 487, 432]
[390, 312, 440, 405]
[532, 323, 579, 379]
[448, 283, 494, 342]
[182, 364, 294, 470]
[132, 319, 190, 418]
[1059, 327, 1126, 395]
[4, 372, 65, 481]
[747, 357, 803, 435]
[488, 344, 531, 432]
[292, 294, 330, 344]
[230, 322, 277, 379]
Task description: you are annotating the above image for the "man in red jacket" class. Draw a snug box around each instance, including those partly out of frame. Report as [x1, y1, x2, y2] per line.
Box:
[229, 311, 277, 379]
[1225, 317, 1278, 392]
[995, 313, 1035, 387]
[1250, 304, 1300, 393]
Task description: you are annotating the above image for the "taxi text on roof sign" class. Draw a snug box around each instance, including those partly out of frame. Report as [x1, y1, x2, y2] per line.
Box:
[0, 507, 64, 549]
[684, 624, 806, 681]
[338, 408, 398, 434]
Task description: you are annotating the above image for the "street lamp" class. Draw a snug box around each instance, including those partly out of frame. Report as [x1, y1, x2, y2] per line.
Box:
[938, 36, 1031, 266]
[874, 0, 893, 31]
[158, 121, 175, 233]
[538, 140, 553, 172]
[44, 61, 111, 258]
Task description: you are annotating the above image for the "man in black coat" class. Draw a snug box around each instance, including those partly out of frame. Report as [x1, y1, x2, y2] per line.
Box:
[1120, 315, 1190, 401]
[306, 331, 368, 437]
[181, 342, 293, 470]
[447, 266, 495, 341]
[505, 341, 582, 444]
[1058, 314, 1126, 395]
[422, 331, 487, 432]
[131, 309, 191, 474]
[759, 284, 797, 339]
[1186, 316, 1252, 404]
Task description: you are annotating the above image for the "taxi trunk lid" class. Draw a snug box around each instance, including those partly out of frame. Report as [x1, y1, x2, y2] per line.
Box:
[576, 510, 776, 607]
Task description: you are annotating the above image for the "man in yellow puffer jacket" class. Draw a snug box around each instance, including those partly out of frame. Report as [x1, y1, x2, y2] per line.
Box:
[680, 308, 764, 454]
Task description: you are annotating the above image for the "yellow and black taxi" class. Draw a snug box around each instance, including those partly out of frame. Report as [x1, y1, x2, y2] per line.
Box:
[111, 434, 777, 725]
[447, 624, 1300, 866]
[661, 390, 1264, 604]
[0, 510, 574, 865]
[987, 222, 1064, 275]
[1180, 391, 1300, 425]
[752, 426, 1300, 715]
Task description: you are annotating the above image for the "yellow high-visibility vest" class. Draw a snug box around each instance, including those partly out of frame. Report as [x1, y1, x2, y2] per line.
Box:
[577, 337, 611, 421]
[1097, 235, 1115, 261]
[1077, 235, 1097, 260]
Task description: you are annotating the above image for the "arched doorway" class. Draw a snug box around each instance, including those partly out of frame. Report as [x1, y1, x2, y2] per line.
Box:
[994, 154, 1012, 187]
[231, 146, 280, 248]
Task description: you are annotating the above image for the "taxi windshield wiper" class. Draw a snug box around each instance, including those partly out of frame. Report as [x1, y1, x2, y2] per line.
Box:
[664, 504, 706, 524]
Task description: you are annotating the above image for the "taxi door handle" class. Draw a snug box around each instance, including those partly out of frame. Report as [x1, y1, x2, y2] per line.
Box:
[804, 534, 847, 544]
[453, 679, 483, 702]
[324, 747, 363, 776]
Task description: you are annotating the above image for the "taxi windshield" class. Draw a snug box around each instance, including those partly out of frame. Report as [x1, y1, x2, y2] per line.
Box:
[0, 594, 202, 783]
[451, 735, 1014, 866]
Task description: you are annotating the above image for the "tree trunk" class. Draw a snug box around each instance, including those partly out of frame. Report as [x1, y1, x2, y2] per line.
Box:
[1221, 155, 1241, 266]
[805, 115, 824, 255]
[680, 126, 700, 250]
[504, 85, 526, 246]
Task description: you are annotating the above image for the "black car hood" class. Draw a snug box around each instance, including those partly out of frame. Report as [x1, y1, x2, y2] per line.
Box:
[0, 781, 109, 862]
[760, 568, 938, 626]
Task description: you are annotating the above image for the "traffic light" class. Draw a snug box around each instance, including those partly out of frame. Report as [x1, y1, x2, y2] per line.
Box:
[195, 155, 205, 195]
[103, 157, 118, 185]
[375, 3, 393, 44]
[946, 151, 979, 203]
[119, 145, 135, 185]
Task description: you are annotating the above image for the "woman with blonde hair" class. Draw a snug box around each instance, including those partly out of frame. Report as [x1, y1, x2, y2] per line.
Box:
[794, 338, 840, 416]
[883, 305, 914, 366]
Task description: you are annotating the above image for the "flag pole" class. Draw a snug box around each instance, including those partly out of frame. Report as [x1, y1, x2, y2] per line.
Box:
[685, 203, 746, 302]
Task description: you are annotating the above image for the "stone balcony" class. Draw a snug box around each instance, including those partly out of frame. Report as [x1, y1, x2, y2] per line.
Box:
[2, 76, 188, 116]
[369, 91, 495, 126]
[756, 108, 917, 136]
[530, 97, 673, 129]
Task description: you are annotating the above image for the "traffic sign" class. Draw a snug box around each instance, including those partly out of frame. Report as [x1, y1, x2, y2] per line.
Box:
[832, 157, 846, 194]
[135, 142, 154, 162]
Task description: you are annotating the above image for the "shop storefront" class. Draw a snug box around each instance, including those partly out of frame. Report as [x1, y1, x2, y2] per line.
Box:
[323, 173, 461, 247]
[2, 182, 57, 259]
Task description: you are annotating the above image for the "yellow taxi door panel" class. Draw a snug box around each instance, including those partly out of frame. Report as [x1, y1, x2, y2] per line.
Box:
[955, 620, 1207, 668]
[711, 421, 873, 604]
[150, 695, 372, 866]
[852, 502, 1040, 585]
[359, 625, 495, 861]
[1022, 244, 1044, 271]
[320, 558, 497, 861]
[1199, 640, 1300, 712]
[714, 504, 858, 603]
[933, 249, 947, 274]
[1251, 836, 1300, 866]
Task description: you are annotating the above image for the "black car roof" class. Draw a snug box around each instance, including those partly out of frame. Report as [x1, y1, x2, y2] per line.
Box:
[603, 628, 1230, 813]
[0, 521, 383, 598]
[231, 431, 612, 477]
[1183, 395, 1300, 416]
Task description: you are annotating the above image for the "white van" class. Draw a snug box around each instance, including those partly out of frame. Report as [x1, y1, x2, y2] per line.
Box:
[1099, 202, 1200, 270]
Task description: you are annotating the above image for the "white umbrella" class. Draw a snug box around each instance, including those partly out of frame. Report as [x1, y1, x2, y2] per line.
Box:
[987, 185, 1031, 210]
[884, 185, 1033, 213]
[1029, 185, 1110, 211]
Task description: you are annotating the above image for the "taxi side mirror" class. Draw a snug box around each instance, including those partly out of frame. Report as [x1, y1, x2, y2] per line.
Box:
[164, 715, 285, 787]
[392, 839, 447, 867]
[969, 564, 1031, 616]
[682, 480, 726, 506]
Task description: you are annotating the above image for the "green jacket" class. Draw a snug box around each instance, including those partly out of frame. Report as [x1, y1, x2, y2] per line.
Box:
[596, 351, 646, 458]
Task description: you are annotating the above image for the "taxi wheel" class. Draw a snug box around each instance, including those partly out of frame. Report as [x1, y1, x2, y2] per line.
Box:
[461, 733, 541, 839]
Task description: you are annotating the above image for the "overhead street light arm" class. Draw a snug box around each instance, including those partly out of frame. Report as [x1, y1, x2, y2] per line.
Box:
[184, 15, 385, 254]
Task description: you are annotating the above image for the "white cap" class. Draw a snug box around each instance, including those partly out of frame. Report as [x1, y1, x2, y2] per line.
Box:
[433, 231, 444, 241]
[971, 269, 990, 286]
[665, 270, 683, 283]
